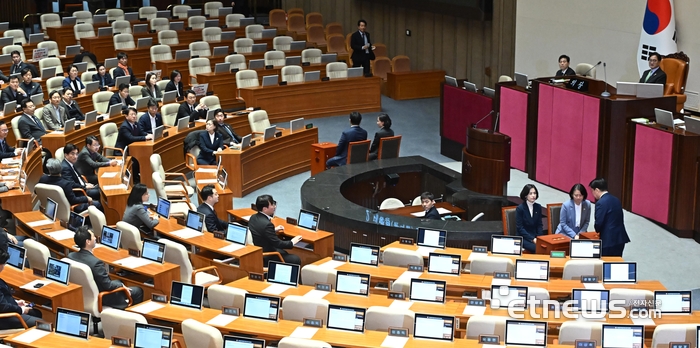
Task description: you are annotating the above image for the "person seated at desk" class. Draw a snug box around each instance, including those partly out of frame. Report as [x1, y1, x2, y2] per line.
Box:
[141, 72, 162, 102]
[215, 109, 241, 146]
[68, 226, 144, 309]
[197, 184, 227, 232]
[420, 192, 441, 220]
[39, 159, 98, 213]
[112, 52, 137, 85]
[92, 63, 114, 89]
[123, 184, 159, 235]
[41, 90, 67, 131]
[0, 121, 21, 160]
[17, 99, 53, 171]
[60, 88, 84, 121]
[109, 83, 136, 111]
[76, 135, 117, 185]
[516, 184, 543, 253]
[19, 68, 42, 97]
[368, 113, 394, 160]
[556, 54, 576, 77]
[137, 99, 163, 135]
[9, 51, 38, 77]
[326, 111, 367, 168]
[250, 194, 303, 266]
[639, 52, 667, 85]
[176, 89, 208, 123]
[555, 183, 591, 239]
[61, 143, 102, 204]
[1, 75, 28, 106]
[165, 70, 184, 99]
[0, 69, 8, 84]
[198, 120, 223, 165]
[62, 64, 86, 95]
[0, 250, 43, 330]
[115, 107, 153, 183]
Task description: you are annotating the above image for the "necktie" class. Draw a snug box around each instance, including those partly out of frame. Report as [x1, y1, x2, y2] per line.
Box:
[644, 71, 652, 83]
[55, 107, 63, 126]
[73, 79, 79, 91]
[71, 164, 84, 186]
[1, 140, 6, 152]
[190, 105, 194, 113]
[222, 125, 236, 143]
[32, 116, 45, 132]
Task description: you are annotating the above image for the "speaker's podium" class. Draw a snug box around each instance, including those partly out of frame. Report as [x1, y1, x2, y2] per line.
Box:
[462, 127, 511, 196]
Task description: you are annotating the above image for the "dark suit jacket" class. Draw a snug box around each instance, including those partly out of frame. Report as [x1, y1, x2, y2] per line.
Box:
[0, 70, 8, 83]
[109, 93, 135, 110]
[17, 113, 47, 142]
[60, 99, 84, 121]
[424, 206, 441, 220]
[137, 112, 164, 134]
[141, 85, 162, 101]
[369, 127, 394, 158]
[249, 212, 292, 254]
[197, 131, 223, 165]
[112, 65, 137, 84]
[515, 202, 543, 241]
[75, 146, 111, 184]
[20, 81, 42, 97]
[217, 122, 242, 144]
[639, 68, 667, 85]
[593, 193, 631, 247]
[196, 203, 227, 232]
[67, 249, 128, 308]
[9, 62, 39, 77]
[92, 72, 115, 88]
[165, 80, 184, 98]
[334, 126, 368, 162]
[37, 174, 88, 205]
[0, 139, 16, 159]
[177, 102, 207, 123]
[0, 87, 25, 105]
[350, 30, 376, 63]
[60, 159, 86, 189]
[555, 67, 576, 77]
[115, 121, 147, 149]
[0, 278, 22, 315]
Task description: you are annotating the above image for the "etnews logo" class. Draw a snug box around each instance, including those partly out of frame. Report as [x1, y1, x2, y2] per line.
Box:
[491, 286, 662, 319]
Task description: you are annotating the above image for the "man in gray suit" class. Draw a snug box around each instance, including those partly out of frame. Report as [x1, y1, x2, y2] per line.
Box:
[68, 226, 143, 309]
[76, 136, 117, 185]
[41, 90, 67, 131]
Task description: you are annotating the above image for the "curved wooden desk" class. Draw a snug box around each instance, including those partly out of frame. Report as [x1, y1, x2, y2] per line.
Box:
[41, 114, 126, 157]
[97, 164, 131, 225]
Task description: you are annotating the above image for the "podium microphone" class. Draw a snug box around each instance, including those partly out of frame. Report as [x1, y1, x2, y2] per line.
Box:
[583, 61, 602, 77]
[601, 62, 611, 97]
[471, 110, 494, 129]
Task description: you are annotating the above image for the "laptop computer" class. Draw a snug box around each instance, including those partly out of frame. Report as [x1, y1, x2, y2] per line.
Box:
[212, 46, 228, 57]
[85, 81, 99, 94]
[61, 17, 77, 26]
[248, 59, 265, 70]
[290, 118, 304, 133]
[44, 197, 58, 221]
[124, 12, 138, 21]
[616, 81, 637, 96]
[97, 27, 113, 37]
[175, 49, 190, 61]
[114, 75, 131, 88]
[413, 314, 455, 342]
[64, 45, 81, 57]
[285, 56, 301, 66]
[2, 101, 16, 115]
[225, 222, 247, 248]
[152, 125, 164, 140]
[603, 262, 637, 284]
[637, 83, 664, 98]
[240, 134, 252, 149]
[220, 31, 236, 41]
[177, 117, 190, 131]
[243, 294, 280, 321]
[297, 209, 319, 231]
[223, 336, 265, 348]
[219, 7, 233, 16]
[335, 271, 369, 296]
[133, 24, 148, 34]
[0, 54, 11, 65]
[515, 72, 529, 88]
[205, 19, 219, 28]
[515, 259, 550, 281]
[654, 108, 675, 129]
[170, 21, 185, 31]
[6, 244, 26, 270]
[41, 67, 56, 80]
[267, 261, 300, 287]
[505, 320, 547, 347]
[239, 18, 255, 27]
[326, 305, 366, 332]
[180, 210, 206, 234]
[321, 53, 337, 63]
[214, 62, 231, 73]
[463, 81, 477, 93]
[47, 257, 71, 285]
[84, 110, 98, 125]
[569, 239, 602, 258]
[262, 75, 278, 87]
[444, 75, 458, 87]
[654, 291, 692, 314]
[684, 116, 700, 135]
[141, 239, 166, 263]
[134, 323, 173, 348]
[483, 86, 495, 98]
[72, 62, 88, 74]
[55, 308, 90, 339]
[28, 33, 44, 44]
[290, 41, 306, 51]
[170, 281, 205, 310]
[417, 228, 447, 249]
[67, 211, 85, 232]
[108, 104, 122, 117]
[137, 37, 153, 49]
[93, 14, 108, 24]
[251, 43, 267, 53]
[104, 58, 119, 69]
[490, 285, 528, 308]
[30, 94, 43, 108]
[349, 243, 379, 266]
[428, 253, 461, 275]
[156, 10, 170, 18]
[162, 90, 177, 104]
[491, 235, 523, 256]
[187, 9, 202, 17]
[155, 198, 170, 219]
[304, 71, 320, 82]
[410, 278, 447, 303]
[263, 125, 276, 140]
[100, 225, 122, 250]
[347, 67, 363, 78]
[601, 325, 643, 348]
[261, 28, 277, 39]
[135, 97, 149, 110]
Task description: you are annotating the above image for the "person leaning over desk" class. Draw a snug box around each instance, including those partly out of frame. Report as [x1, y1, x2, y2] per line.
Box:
[516, 183, 544, 253]
[555, 183, 591, 238]
[589, 177, 630, 257]
[75, 135, 117, 185]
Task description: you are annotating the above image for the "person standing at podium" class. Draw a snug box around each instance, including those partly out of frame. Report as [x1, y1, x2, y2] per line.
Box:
[639, 52, 667, 85]
[516, 184, 543, 253]
[555, 55, 576, 77]
[589, 178, 630, 257]
[326, 112, 367, 168]
[555, 183, 591, 239]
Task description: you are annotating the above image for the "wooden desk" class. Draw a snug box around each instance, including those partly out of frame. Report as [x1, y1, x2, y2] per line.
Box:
[80, 37, 116, 63]
[238, 77, 382, 123]
[386, 70, 446, 100]
[97, 165, 130, 226]
[380, 201, 466, 219]
[216, 127, 318, 197]
[535, 234, 571, 255]
[154, 217, 264, 283]
[5, 330, 113, 348]
[1, 266, 83, 323]
[0, 179, 33, 215]
[41, 114, 126, 157]
[228, 207, 334, 264]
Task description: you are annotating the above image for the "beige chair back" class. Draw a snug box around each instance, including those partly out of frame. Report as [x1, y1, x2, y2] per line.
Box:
[158, 30, 179, 45]
[151, 45, 173, 63]
[236, 70, 259, 88]
[470, 256, 514, 275]
[281, 295, 329, 322]
[37, 41, 60, 57]
[557, 321, 603, 344]
[151, 18, 170, 32]
[248, 110, 270, 133]
[111, 20, 132, 35]
[365, 306, 415, 334]
[326, 62, 348, 79]
[301, 48, 322, 63]
[116, 221, 143, 252]
[158, 238, 194, 283]
[106, 9, 125, 22]
[382, 248, 423, 268]
[182, 319, 222, 348]
[379, 198, 404, 210]
[190, 42, 212, 58]
[300, 264, 336, 288]
[207, 284, 247, 309]
[226, 14, 245, 28]
[47, 76, 65, 93]
[172, 5, 191, 19]
[39, 57, 64, 75]
[101, 309, 147, 339]
[225, 54, 247, 70]
[161, 103, 180, 126]
[651, 324, 698, 348]
[273, 36, 293, 51]
[575, 63, 596, 78]
[202, 27, 222, 42]
[204, 2, 223, 18]
[2, 45, 25, 61]
[278, 338, 331, 348]
[24, 239, 50, 271]
[114, 33, 135, 50]
[245, 24, 264, 39]
[34, 183, 71, 222]
[264, 50, 286, 67]
[189, 16, 206, 29]
[234, 38, 254, 53]
[562, 259, 603, 280]
[465, 315, 507, 339]
[281, 66, 303, 83]
[139, 6, 158, 20]
[74, 11, 93, 24]
[88, 206, 107, 239]
[93, 91, 114, 114]
[200, 96, 221, 110]
[4, 30, 26, 45]
[62, 258, 101, 317]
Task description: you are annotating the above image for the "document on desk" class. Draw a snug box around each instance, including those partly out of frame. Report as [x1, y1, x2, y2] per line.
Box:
[318, 259, 345, 269]
[218, 243, 245, 253]
[303, 289, 329, 299]
[462, 305, 487, 316]
[115, 256, 153, 269]
[1, 158, 20, 165]
[380, 335, 409, 348]
[289, 326, 318, 339]
[170, 228, 204, 239]
[467, 252, 489, 261]
[103, 184, 127, 190]
[11, 328, 51, 343]
[262, 283, 292, 295]
[196, 168, 217, 173]
[396, 271, 422, 282]
[130, 301, 165, 314]
[389, 300, 413, 310]
[2, 175, 17, 181]
[491, 278, 511, 286]
[197, 179, 217, 184]
[583, 283, 606, 290]
[26, 219, 53, 227]
[416, 246, 436, 257]
[410, 207, 452, 217]
[100, 172, 119, 178]
[47, 229, 75, 241]
[20, 279, 52, 290]
[206, 313, 238, 327]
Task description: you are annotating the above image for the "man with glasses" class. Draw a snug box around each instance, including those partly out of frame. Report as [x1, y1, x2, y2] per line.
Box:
[249, 195, 302, 266]
[0, 121, 21, 160]
[76, 136, 117, 185]
[639, 52, 667, 85]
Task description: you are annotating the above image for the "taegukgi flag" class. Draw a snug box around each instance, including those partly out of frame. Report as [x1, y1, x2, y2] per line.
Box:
[637, 0, 677, 76]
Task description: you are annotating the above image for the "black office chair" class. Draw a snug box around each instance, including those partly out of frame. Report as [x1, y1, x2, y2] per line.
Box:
[346, 139, 370, 164]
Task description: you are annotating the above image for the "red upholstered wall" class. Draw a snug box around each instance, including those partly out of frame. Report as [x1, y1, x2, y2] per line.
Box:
[499, 87, 528, 171]
[442, 85, 493, 147]
[631, 125, 672, 224]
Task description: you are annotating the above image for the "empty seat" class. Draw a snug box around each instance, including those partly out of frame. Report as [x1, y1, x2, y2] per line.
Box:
[74, 11, 93, 24]
[470, 256, 514, 275]
[202, 27, 222, 41]
[264, 51, 285, 67]
[247, 110, 270, 133]
[189, 16, 206, 29]
[306, 12, 323, 28]
[273, 36, 293, 51]
[106, 9, 125, 22]
[190, 41, 212, 57]
[139, 6, 158, 20]
[365, 306, 415, 334]
[226, 13, 245, 28]
[113, 33, 135, 50]
[161, 103, 180, 126]
[172, 5, 191, 19]
[40, 14, 62, 35]
[4, 30, 26, 45]
[236, 70, 259, 88]
[379, 198, 404, 210]
[326, 62, 348, 79]
[281, 66, 303, 83]
[188, 58, 212, 84]
[39, 58, 64, 76]
[382, 248, 422, 267]
[306, 24, 326, 47]
[557, 321, 603, 345]
[287, 8, 304, 16]
[245, 24, 264, 39]
[372, 57, 392, 80]
[269, 9, 287, 30]
[377, 135, 401, 159]
[392, 55, 411, 72]
[234, 38, 253, 53]
[466, 315, 507, 339]
[327, 34, 348, 55]
[562, 259, 603, 280]
[158, 30, 179, 45]
[325, 22, 343, 39]
[281, 295, 329, 322]
[575, 63, 596, 78]
[204, 1, 223, 18]
[300, 264, 336, 287]
[151, 45, 173, 63]
[37, 41, 60, 57]
[301, 48, 322, 64]
[373, 43, 388, 58]
[74, 23, 96, 43]
[287, 14, 306, 37]
[151, 18, 170, 32]
[225, 54, 247, 70]
[200, 96, 221, 111]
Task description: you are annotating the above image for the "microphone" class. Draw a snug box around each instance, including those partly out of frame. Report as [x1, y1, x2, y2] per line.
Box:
[582, 61, 602, 77]
[601, 62, 611, 97]
[471, 110, 494, 129]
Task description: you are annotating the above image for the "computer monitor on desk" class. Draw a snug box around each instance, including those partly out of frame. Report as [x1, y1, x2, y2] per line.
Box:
[569, 239, 601, 259]
[6, 244, 26, 270]
[290, 41, 306, 51]
[444, 75, 458, 87]
[572, 289, 609, 312]
[262, 75, 278, 87]
[654, 108, 675, 129]
[490, 285, 527, 308]
[514, 72, 529, 88]
[55, 307, 90, 339]
[134, 323, 173, 348]
[251, 44, 267, 53]
[67, 211, 85, 232]
[417, 228, 446, 249]
[170, 281, 205, 310]
[243, 293, 280, 321]
[141, 239, 166, 264]
[684, 116, 700, 134]
[349, 243, 379, 266]
[603, 262, 636, 284]
[505, 320, 547, 347]
[304, 71, 320, 82]
[326, 304, 365, 333]
[410, 278, 446, 303]
[297, 209, 319, 231]
[44, 197, 58, 221]
[514, 259, 549, 281]
[427, 253, 460, 275]
[654, 290, 692, 314]
[100, 226, 122, 250]
[47, 257, 71, 285]
[413, 314, 455, 342]
[491, 235, 522, 256]
[224, 335, 266, 348]
[285, 56, 301, 66]
[225, 223, 247, 245]
[249, 59, 265, 70]
[601, 325, 643, 348]
[266, 261, 300, 287]
[335, 271, 369, 296]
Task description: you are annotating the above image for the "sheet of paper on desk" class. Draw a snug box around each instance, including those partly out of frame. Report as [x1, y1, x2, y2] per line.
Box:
[262, 283, 292, 295]
[1, 158, 20, 165]
[631, 317, 656, 326]
[303, 289, 329, 299]
[206, 314, 238, 327]
[416, 246, 435, 257]
[583, 283, 606, 290]
[218, 243, 245, 253]
[380, 335, 409, 348]
[2, 175, 17, 181]
[241, 215, 251, 221]
[20, 279, 52, 290]
[100, 172, 119, 178]
[491, 278, 511, 286]
[462, 305, 487, 316]
[197, 179, 217, 184]
[47, 229, 75, 240]
[170, 228, 204, 239]
[11, 328, 51, 343]
[389, 300, 413, 310]
[103, 184, 127, 191]
[51, 130, 64, 134]
[26, 220, 53, 227]
[115, 256, 153, 269]
[130, 301, 165, 314]
[467, 252, 489, 261]
[396, 271, 422, 282]
[318, 259, 344, 269]
[196, 168, 217, 173]
[481, 345, 506, 348]
[410, 207, 452, 217]
[289, 326, 318, 339]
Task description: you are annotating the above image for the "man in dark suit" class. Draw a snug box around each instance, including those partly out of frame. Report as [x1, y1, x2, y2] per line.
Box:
[0, 70, 8, 84]
[177, 90, 208, 123]
[9, 51, 39, 77]
[350, 19, 376, 76]
[60, 88, 84, 121]
[68, 226, 143, 309]
[109, 83, 136, 111]
[19, 69, 42, 97]
[589, 178, 630, 256]
[39, 159, 96, 213]
[197, 184, 227, 232]
[137, 99, 163, 134]
[61, 143, 102, 205]
[0, 121, 20, 159]
[249, 194, 302, 266]
[76, 136, 117, 185]
[326, 112, 368, 167]
[555, 54, 576, 77]
[215, 109, 241, 145]
[17, 99, 47, 142]
[115, 107, 153, 183]
[0, 250, 42, 329]
[112, 52, 137, 85]
[420, 192, 441, 220]
[639, 52, 667, 85]
[92, 63, 114, 88]
[1, 75, 28, 106]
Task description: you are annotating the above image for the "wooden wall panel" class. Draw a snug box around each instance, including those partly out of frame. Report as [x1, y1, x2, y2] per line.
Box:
[280, 0, 515, 88]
